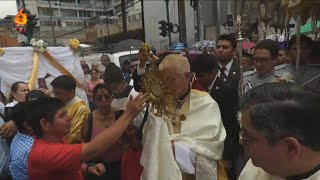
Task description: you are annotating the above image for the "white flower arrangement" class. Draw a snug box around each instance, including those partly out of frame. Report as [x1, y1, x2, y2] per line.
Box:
[30, 38, 48, 52]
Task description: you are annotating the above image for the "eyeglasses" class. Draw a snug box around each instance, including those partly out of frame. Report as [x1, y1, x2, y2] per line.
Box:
[239, 131, 257, 146]
[253, 57, 272, 63]
[51, 90, 64, 97]
[95, 94, 112, 101]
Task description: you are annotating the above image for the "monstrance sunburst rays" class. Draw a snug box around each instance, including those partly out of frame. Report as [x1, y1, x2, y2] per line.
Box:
[140, 69, 175, 117]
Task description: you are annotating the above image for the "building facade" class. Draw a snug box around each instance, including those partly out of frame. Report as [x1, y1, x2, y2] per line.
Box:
[0, 15, 19, 47]
[16, 0, 142, 45]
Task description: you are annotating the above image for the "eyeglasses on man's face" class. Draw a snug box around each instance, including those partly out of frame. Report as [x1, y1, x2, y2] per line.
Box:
[253, 57, 272, 63]
[51, 90, 65, 97]
[239, 131, 258, 146]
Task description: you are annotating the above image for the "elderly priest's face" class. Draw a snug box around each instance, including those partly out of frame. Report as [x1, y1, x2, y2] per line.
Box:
[160, 54, 191, 100]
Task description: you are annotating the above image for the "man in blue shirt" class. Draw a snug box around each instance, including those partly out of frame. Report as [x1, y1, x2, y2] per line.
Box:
[9, 90, 46, 180]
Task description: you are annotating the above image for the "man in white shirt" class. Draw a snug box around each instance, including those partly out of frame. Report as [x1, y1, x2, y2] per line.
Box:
[239, 82, 320, 180]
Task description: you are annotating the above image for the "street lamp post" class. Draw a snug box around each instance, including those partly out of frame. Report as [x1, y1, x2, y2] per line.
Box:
[165, 0, 172, 47]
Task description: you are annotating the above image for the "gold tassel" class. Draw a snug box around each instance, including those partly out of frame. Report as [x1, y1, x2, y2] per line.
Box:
[28, 51, 40, 90]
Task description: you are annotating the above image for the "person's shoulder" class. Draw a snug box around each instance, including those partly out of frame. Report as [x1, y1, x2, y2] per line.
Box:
[275, 63, 289, 71]
[191, 89, 210, 97]
[238, 159, 273, 180]
[191, 89, 217, 105]
[6, 101, 17, 107]
[243, 70, 256, 77]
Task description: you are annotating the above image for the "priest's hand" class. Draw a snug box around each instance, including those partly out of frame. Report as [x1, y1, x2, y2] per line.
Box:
[0, 120, 17, 139]
[88, 163, 106, 176]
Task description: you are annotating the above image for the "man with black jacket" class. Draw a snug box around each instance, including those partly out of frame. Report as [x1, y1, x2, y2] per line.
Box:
[191, 54, 240, 180]
[215, 34, 241, 92]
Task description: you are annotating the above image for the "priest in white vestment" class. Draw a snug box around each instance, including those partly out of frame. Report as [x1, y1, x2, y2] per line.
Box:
[140, 54, 227, 180]
[238, 82, 320, 180]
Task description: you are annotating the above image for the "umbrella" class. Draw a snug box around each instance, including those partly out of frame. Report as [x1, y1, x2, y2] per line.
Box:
[266, 34, 285, 42]
[242, 41, 256, 49]
[169, 42, 186, 50]
[194, 40, 216, 49]
[113, 39, 143, 52]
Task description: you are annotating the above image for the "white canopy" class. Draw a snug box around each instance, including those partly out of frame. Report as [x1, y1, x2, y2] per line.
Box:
[0, 47, 88, 104]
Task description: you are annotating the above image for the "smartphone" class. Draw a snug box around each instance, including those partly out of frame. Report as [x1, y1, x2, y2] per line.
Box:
[38, 78, 48, 89]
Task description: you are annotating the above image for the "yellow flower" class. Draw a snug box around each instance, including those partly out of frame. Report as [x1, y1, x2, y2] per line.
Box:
[0, 48, 5, 56]
[69, 39, 80, 50]
[140, 43, 150, 52]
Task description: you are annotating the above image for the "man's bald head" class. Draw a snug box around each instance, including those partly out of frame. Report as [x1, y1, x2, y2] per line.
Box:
[159, 54, 191, 99]
[160, 54, 190, 75]
[100, 54, 110, 67]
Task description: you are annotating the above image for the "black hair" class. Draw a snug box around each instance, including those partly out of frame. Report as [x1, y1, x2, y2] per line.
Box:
[104, 63, 124, 85]
[11, 81, 27, 94]
[217, 34, 237, 49]
[0, 91, 7, 104]
[254, 39, 279, 59]
[123, 60, 130, 65]
[50, 75, 76, 91]
[26, 97, 65, 138]
[12, 102, 27, 132]
[93, 83, 112, 99]
[25, 90, 46, 102]
[90, 68, 99, 74]
[243, 53, 254, 60]
[123, 60, 131, 74]
[240, 82, 320, 151]
[81, 63, 89, 69]
[190, 54, 218, 74]
[288, 34, 313, 50]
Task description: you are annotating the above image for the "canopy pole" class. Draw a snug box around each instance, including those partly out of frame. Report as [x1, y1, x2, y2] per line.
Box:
[295, 12, 301, 82]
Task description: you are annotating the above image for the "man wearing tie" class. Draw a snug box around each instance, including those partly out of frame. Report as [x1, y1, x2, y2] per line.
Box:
[215, 34, 241, 93]
[191, 54, 240, 180]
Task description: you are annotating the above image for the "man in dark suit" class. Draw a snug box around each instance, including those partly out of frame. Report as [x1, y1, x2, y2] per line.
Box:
[215, 34, 241, 92]
[191, 54, 240, 180]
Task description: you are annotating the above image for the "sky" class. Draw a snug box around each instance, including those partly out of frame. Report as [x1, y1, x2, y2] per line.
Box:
[0, 1, 18, 18]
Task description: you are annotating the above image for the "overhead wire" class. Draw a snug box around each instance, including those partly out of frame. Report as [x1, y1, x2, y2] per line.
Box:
[37, 0, 141, 38]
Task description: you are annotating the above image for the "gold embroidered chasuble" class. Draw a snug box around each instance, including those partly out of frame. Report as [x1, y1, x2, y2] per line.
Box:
[65, 96, 90, 144]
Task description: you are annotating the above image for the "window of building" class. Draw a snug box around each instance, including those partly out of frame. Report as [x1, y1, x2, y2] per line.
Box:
[38, 7, 52, 16]
[60, 9, 77, 17]
[79, 0, 90, 5]
[59, 0, 75, 3]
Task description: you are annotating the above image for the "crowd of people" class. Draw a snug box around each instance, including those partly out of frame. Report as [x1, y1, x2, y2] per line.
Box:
[0, 33, 319, 180]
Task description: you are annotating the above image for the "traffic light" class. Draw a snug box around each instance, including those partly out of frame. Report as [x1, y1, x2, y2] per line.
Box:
[158, 20, 167, 37]
[226, 14, 233, 27]
[23, 9, 37, 42]
[167, 22, 173, 33]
